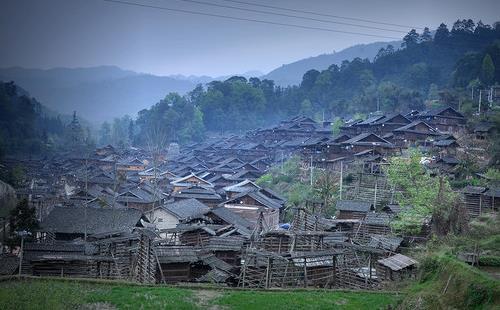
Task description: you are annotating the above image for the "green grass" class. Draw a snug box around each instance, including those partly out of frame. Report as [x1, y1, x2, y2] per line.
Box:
[401, 254, 500, 309]
[214, 290, 401, 310]
[0, 278, 401, 310]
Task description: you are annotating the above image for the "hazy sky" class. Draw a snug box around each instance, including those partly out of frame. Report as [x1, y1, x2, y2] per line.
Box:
[1, 0, 499, 76]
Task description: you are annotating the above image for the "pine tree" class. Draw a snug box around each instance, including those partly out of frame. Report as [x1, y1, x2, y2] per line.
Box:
[420, 27, 432, 42]
[402, 29, 419, 48]
[480, 53, 495, 85]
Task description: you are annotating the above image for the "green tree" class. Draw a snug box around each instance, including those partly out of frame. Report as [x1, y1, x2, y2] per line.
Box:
[434, 23, 450, 44]
[402, 29, 419, 49]
[98, 121, 112, 146]
[420, 27, 432, 42]
[385, 150, 461, 236]
[331, 117, 343, 136]
[480, 53, 495, 85]
[8, 199, 38, 246]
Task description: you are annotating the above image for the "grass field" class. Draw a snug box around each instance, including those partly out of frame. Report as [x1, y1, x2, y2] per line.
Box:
[0, 278, 402, 310]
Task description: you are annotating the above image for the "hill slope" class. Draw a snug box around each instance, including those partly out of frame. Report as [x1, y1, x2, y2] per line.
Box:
[0, 66, 200, 122]
[263, 40, 400, 86]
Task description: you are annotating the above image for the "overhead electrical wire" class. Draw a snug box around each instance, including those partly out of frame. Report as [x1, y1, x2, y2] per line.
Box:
[220, 0, 425, 30]
[102, 0, 402, 40]
[172, 0, 409, 33]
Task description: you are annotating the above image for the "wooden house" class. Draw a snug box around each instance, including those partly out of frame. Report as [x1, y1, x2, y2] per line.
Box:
[474, 122, 495, 140]
[341, 133, 394, 155]
[336, 200, 374, 220]
[377, 254, 418, 281]
[116, 158, 146, 172]
[223, 179, 261, 199]
[414, 106, 466, 133]
[392, 121, 441, 147]
[171, 184, 222, 207]
[38, 206, 148, 241]
[221, 190, 284, 229]
[171, 173, 214, 192]
[148, 198, 209, 233]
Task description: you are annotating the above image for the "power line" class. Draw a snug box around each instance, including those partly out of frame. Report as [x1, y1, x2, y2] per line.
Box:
[221, 0, 425, 30]
[171, 0, 408, 33]
[102, 0, 401, 40]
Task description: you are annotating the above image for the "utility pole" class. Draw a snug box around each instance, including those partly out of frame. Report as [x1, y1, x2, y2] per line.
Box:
[84, 155, 88, 241]
[478, 90, 483, 114]
[281, 150, 284, 173]
[310, 154, 313, 186]
[339, 161, 343, 200]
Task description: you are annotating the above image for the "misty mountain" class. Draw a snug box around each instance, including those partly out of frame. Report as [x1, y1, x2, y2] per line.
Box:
[0, 66, 269, 123]
[0, 66, 201, 123]
[262, 40, 401, 86]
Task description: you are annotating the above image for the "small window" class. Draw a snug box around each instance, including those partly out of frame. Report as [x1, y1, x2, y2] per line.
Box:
[157, 218, 163, 222]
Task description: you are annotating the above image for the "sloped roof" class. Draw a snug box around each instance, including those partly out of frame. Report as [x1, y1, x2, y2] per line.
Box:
[474, 122, 495, 133]
[336, 200, 373, 212]
[371, 113, 411, 125]
[210, 207, 253, 236]
[342, 133, 392, 146]
[393, 120, 440, 134]
[364, 212, 392, 226]
[378, 253, 418, 271]
[223, 179, 261, 193]
[368, 235, 403, 252]
[484, 187, 500, 198]
[172, 185, 222, 201]
[434, 139, 458, 147]
[39, 206, 145, 235]
[163, 198, 210, 220]
[171, 173, 214, 188]
[418, 106, 464, 118]
[462, 186, 487, 194]
[223, 190, 283, 210]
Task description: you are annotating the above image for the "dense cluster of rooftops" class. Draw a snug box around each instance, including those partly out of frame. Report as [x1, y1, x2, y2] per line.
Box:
[1, 105, 497, 286]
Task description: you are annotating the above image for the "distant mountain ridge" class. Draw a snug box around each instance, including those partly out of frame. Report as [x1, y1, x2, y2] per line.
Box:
[262, 40, 401, 86]
[0, 66, 203, 123]
[0, 41, 398, 122]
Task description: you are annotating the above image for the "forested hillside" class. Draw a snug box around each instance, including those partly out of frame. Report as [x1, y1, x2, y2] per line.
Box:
[124, 20, 500, 146]
[0, 82, 92, 157]
[263, 40, 401, 86]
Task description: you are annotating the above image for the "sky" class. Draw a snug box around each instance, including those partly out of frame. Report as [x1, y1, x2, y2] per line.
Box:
[1, 0, 499, 77]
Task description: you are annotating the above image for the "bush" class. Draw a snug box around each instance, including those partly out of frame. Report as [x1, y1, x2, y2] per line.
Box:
[479, 255, 500, 266]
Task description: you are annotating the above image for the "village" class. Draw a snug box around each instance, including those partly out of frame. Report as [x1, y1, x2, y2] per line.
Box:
[1, 103, 498, 292]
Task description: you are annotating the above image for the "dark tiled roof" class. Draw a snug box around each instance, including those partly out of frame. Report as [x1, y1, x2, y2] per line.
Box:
[474, 122, 495, 133]
[336, 200, 373, 212]
[378, 253, 418, 271]
[484, 187, 500, 198]
[462, 186, 486, 194]
[364, 212, 392, 226]
[163, 198, 209, 220]
[172, 185, 222, 201]
[434, 139, 458, 147]
[393, 121, 439, 134]
[210, 207, 253, 236]
[39, 206, 145, 235]
[368, 235, 403, 252]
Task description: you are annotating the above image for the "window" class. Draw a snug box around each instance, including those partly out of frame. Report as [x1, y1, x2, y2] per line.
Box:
[157, 218, 163, 222]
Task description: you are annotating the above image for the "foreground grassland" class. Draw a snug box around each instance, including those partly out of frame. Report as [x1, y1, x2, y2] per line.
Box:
[0, 279, 401, 310]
